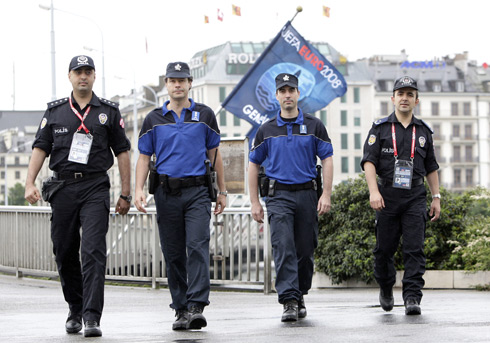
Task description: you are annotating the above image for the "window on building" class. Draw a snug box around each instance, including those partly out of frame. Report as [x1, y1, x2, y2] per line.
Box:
[451, 102, 459, 116]
[454, 169, 461, 186]
[242, 43, 254, 53]
[354, 157, 362, 173]
[463, 102, 471, 116]
[341, 133, 348, 149]
[341, 94, 347, 103]
[435, 146, 442, 162]
[221, 133, 227, 138]
[464, 124, 472, 139]
[466, 169, 473, 186]
[431, 102, 439, 116]
[353, 87, 360, 103]
[253, 43, 265, 53]
[231, 43, 242, 53]
[233, 133, 241, 137]
[433, 83, 442, 92]
[1, 171, 4, 179]
[320, 110, 327, 125]
[219, 87, 227, 126]
[0, 157, 4, 165]
[465, 145, 473, 162]
[233, 115, 240, 126]
[354, 133, 361, 149]
[380, 101, 389, 116]
[456, 81, 464, 92]
[452, 124, 460, 137]
[15, 171, 20, 179]
[354, 117, 361, 126]
[453, 146, 461, 162]
[341, 110, 347, 126]
[433, 124, 441, 140]
[341, 157, 349, 173]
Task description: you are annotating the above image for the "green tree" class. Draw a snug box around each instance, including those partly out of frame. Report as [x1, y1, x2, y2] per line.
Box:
[8, 182, 30, 206]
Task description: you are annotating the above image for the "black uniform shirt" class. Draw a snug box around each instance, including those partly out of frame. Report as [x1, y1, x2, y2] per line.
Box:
[361, 112, 439, 180]
[33, 93, 131, 173]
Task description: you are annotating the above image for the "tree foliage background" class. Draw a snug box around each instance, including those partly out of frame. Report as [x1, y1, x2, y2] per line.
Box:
[315, 174, 489, 284]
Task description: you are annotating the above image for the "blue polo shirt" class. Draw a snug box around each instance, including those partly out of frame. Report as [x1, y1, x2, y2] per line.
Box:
[249, 108, 333, 184]
[138, 99, 220, 178]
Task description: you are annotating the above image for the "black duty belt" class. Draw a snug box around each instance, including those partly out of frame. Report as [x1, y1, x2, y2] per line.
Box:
[159, 175, 207, 190]
[275, 180, 315, 191]
[53, 171, 107, 182]
[378, 177, 424, 187]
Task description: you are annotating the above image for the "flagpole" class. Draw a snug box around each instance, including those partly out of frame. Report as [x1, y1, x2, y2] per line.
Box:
[214, 105, 222, 118]
[290, 6, 303, 23]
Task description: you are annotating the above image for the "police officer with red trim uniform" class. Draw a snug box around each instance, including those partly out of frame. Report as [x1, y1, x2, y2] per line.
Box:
[248, 73, 334, 322]
[25, 55, 131, 337]
[361, 76, 441, 315]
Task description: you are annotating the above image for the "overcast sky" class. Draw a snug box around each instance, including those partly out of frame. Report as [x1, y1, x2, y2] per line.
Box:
[0, 0, 487, 111]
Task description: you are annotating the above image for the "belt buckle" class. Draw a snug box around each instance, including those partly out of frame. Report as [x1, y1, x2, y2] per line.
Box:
[74, 172, 83, 179]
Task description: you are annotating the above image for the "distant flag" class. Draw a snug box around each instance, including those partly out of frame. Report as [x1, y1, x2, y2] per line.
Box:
[204, 15, 209, 24]
[217, 8, 224, 21]
[323, 6, 330, 17]
[221, 21, 347, 141]
[232, 4, 241, 16]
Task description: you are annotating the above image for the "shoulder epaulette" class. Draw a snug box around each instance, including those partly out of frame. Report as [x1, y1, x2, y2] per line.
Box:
[373, 116, 389, 126]
[421, 119, 434, 133]
[47, 97, 69, 109]
[100, 98, 119, 108]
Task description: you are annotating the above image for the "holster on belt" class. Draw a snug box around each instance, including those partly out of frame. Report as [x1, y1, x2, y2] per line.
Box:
[258, 166, 269, 197]
[148, 157, 159, 195]
[41, 177, 65, 202]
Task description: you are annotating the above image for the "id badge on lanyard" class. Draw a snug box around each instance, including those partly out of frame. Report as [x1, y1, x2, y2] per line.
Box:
[68, 132, 93, 164]
[391, 123, 416, 190]
[67, 97, 93, 165]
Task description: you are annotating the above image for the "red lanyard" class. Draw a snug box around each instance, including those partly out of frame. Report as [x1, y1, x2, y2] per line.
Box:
[391, 123, 416, 160]
[69, 97, 91, 134]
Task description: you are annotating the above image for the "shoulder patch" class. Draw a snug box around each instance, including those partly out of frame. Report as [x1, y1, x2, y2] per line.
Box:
[100, 98, 119, 108]
[47, 97, 68, 109]
[421, 119, 434, 133]
[373, 116, 389, 126]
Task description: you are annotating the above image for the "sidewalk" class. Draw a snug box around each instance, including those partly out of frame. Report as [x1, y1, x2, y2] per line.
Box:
[0, 274, 489, 343]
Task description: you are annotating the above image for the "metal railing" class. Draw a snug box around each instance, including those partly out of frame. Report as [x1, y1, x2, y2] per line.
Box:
[0, 204, 272, 293]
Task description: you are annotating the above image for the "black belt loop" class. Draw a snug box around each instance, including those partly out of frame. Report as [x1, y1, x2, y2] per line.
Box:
[378, 178, 424, 187]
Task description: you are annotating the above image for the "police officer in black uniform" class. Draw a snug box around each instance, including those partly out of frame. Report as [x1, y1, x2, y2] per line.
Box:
[25, 55, 131, 337]
[361, 76, 441, 315]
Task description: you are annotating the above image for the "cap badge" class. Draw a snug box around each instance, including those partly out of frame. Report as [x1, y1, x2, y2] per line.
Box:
[175, 64, 182, 71]
[401, 77, 412, 86]
[283, 75, 289, 81]
[77, 55, 89, 65]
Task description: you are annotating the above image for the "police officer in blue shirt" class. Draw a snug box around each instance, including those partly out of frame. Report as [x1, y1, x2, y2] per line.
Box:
[25, 55, 131, 337]
[361, 76, 441, 315]
[248, 73, 334, 322]
[134, 62, 226, 331]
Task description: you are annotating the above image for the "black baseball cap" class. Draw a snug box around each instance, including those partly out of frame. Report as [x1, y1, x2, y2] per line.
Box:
[69, 55, 95, 71]
[393, 76, 418, 91]
[166, 62, 192, 79]
[275, 73, 298, 90]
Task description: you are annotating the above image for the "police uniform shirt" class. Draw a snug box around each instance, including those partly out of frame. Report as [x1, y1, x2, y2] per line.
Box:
[360, 112, 439, 179]
[138, 99, 220, 178]
[33, 94, 131, 173]
[249, 108, 333, 184]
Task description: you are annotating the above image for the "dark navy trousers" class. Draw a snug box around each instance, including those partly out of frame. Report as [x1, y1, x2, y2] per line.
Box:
[266, 189, 318, 304]
[50, 175, 110, 323]
[154, 185, 211, 310]
[374, 183, 427, 302]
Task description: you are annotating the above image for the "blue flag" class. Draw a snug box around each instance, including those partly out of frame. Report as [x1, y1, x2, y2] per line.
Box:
[221, 21, 347, 139]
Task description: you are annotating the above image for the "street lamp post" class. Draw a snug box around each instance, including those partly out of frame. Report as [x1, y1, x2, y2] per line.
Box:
[39, 2, 106, 98]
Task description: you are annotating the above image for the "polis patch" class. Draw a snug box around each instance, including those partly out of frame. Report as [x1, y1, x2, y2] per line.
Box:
[99, 113, 108, 125]
[419, 136, 426, 147]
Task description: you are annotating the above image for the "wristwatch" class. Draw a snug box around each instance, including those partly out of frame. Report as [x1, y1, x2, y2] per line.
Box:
[432, 193, 441, 199]
[120, 194, 132, 203]
[218, 191, 228, 196]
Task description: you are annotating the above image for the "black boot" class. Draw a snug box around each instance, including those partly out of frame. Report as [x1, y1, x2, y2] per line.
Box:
[65, 311, 82, 334]
[404, 298, 421, 315]
[379, 288, 394, 312]
[281, 300, 298, 322]
[187, 305, 207, 330]
[298, 296, 307, 318]
[172, 309, 188, 330]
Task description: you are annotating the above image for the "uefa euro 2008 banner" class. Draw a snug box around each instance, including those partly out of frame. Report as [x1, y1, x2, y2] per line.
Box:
[221, 20, 347, 137]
